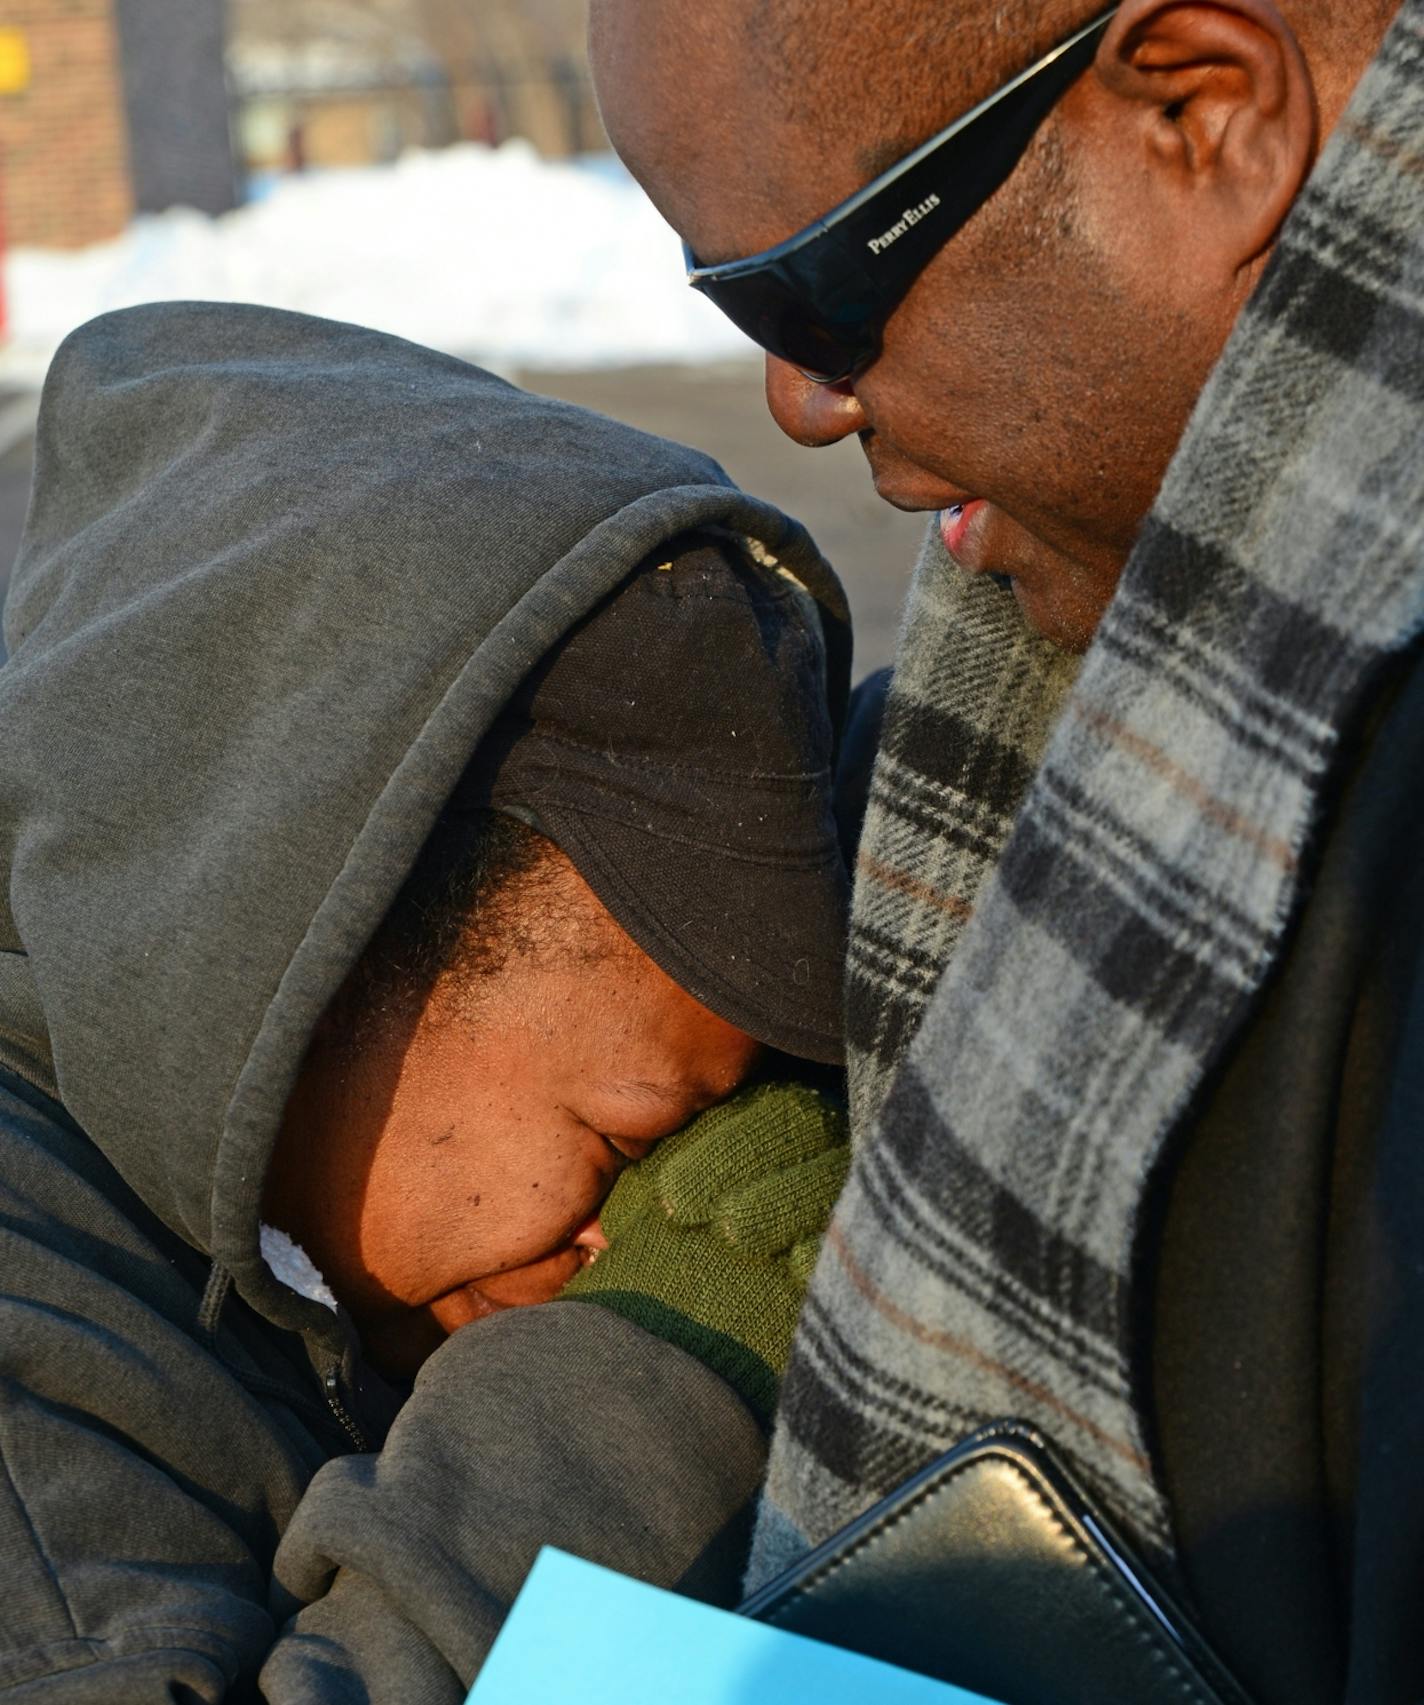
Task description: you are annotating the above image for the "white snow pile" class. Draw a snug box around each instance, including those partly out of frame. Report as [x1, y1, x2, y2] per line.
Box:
[0, 143, 756, 387]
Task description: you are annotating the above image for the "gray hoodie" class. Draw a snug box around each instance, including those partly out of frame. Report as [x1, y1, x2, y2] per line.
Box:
[0, 303, 850, 1701]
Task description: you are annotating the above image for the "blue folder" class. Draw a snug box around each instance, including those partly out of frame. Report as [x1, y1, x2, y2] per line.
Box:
[467, 1547, 1004, 1704]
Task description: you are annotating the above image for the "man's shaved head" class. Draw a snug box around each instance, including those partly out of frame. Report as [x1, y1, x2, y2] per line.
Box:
[739, 1, 1085, 165]
[590, 0, 1081, 232]
[594, 0, 1391, 184]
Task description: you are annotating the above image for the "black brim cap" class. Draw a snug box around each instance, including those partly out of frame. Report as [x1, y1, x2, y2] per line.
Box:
[476, 534, 849, 1065]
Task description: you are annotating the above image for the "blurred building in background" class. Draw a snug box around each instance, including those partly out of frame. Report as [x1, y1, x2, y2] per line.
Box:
[116, 0, 237, 219]
[0, 0, 600, 258]
[0, 0, 236, 250]
[230, 0, 602, 176]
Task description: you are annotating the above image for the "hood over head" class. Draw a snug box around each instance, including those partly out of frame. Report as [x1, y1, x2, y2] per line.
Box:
[0, 301, 850, 1338]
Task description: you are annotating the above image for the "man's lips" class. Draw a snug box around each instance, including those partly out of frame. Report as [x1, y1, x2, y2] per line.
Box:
[865, 463, 997, 571]
[939, 500, 989, 563]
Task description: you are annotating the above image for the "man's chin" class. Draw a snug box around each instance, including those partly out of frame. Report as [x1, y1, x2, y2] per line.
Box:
[937, 501, 1119, 654]
[1008, 575, 1104, 655]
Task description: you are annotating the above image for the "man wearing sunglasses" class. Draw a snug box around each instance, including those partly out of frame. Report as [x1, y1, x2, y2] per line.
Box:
[589, 3, 1424, 1701]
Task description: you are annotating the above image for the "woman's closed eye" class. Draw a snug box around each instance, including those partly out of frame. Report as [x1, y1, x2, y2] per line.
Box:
[600, 1132, 659, 1164]
[584, 1073, 727, 1147]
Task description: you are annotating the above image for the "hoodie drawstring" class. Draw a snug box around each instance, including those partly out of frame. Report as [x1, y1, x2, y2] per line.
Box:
[198, 1261, 233, 1342]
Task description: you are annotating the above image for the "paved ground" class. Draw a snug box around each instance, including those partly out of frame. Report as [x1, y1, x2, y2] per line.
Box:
[0, 362, 924, 673]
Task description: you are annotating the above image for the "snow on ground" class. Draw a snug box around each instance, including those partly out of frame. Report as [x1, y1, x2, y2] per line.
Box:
[0, 144, 756, 388]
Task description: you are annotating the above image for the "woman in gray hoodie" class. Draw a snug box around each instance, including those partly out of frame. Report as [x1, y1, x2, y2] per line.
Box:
[0, 302, 851, 1701]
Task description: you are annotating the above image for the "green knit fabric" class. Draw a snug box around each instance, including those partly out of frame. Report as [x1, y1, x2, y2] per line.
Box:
[561, 1081, 850, 1426]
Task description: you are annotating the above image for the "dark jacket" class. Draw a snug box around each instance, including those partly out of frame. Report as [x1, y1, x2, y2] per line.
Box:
[1149, 640, 1424, 1705]
[0, 302, 849, 1701]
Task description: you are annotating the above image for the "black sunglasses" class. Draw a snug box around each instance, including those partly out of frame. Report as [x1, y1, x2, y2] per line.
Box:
[684, 6, 1119, 383]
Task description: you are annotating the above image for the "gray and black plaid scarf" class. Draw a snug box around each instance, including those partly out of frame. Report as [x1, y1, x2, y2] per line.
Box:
[751, 0, 1424, 1582]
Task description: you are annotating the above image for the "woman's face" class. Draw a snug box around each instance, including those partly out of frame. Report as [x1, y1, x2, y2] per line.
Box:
[267, 857, 761, 1377]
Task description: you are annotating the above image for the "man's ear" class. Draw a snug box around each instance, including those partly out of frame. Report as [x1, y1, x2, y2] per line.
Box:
[1095, 0, 1318, 269]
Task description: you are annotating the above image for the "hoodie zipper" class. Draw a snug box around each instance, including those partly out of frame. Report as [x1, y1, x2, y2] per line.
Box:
[202, 1259, 372, 1452]
[324, 1368, 371, 1451]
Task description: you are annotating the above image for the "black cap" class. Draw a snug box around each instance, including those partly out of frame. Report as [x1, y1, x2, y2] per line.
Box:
[475, 533, 849, 1064]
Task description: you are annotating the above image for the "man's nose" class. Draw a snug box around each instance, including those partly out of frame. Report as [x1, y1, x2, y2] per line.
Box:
[764, 356, 868, 447]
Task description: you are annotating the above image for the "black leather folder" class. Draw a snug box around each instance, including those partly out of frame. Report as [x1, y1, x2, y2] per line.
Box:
[740, 1422, 1254, 1704]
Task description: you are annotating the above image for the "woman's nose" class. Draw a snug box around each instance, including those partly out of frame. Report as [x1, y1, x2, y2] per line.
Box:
[764, 355, 869, 447]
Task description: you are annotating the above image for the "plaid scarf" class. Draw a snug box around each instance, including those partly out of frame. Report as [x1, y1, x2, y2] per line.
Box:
[752, 0, 1424, 1583]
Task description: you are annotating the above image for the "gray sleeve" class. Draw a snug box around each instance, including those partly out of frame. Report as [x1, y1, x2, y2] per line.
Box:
[259, 1303, 767, 1703]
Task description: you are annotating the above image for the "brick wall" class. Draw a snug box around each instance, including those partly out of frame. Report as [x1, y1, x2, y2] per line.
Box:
[0, 0, 134, 250]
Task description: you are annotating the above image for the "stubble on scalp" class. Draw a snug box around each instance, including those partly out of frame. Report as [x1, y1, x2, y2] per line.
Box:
[740, 0, 1090, 171]
[728, 0, 1394, 171]
[588, 0, 1090, 249]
